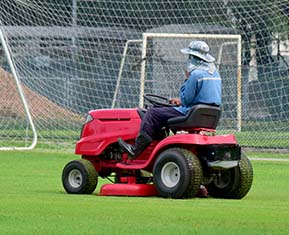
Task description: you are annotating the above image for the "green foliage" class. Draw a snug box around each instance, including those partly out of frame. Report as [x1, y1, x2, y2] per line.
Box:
[228, 0, 289, 65]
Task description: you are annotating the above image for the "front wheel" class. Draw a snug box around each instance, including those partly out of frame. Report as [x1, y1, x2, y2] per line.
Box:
[153, 148, 202, 199]
[206, 153, 253, 199]
[62, 159, 98, 194]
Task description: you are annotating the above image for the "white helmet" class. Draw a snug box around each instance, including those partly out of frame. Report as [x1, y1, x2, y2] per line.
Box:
[180, 40, 215, 63]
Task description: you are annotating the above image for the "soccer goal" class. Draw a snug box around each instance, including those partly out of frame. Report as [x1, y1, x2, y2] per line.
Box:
[137, 33, 242, 131]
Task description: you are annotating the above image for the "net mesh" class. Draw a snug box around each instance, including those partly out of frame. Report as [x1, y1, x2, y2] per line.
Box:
[0, 0, 288, 150]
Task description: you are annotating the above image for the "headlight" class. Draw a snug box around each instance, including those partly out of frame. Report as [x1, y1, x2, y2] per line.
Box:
[85, 114, 93, 124]
[79, 114, 93, 139]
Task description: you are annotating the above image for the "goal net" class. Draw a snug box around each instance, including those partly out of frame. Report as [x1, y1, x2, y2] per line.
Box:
[0, 0, 288, 150]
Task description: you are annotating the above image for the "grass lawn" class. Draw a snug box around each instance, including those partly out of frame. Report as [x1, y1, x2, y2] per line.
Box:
[0, 150, 289, 235]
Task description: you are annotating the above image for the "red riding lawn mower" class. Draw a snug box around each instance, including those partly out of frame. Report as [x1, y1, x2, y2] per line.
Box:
[62, 94, 253, 199]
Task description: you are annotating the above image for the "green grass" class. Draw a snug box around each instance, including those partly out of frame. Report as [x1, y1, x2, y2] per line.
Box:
[249, 152, 289, 159]
[0, 150, 289, 235]
[216, 131, 289, 148]
[234, 131, 289, 148]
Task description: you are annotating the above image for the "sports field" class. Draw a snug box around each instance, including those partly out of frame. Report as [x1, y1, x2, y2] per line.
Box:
[0, 150, 289, 235]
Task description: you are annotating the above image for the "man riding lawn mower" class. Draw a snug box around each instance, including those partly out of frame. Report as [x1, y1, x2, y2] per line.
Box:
[62, 41, 253, 199]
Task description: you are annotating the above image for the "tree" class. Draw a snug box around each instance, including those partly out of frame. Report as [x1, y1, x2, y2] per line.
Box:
[228, 0, 289, 67]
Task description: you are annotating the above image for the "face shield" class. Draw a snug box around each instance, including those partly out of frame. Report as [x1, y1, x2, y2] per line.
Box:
[185, 55, 217, 75]
[186, 55, 203, 73]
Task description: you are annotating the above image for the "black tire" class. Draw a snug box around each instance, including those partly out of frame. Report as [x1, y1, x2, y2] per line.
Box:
[206, 153, 253, 199]
[62, 159, 98, 194]
[153, 148, 202, 199]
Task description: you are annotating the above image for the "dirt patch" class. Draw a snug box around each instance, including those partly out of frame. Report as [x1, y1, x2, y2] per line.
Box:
[0, 67, 82, 123]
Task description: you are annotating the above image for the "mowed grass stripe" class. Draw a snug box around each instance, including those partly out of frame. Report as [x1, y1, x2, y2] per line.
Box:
[0, 150, 289, 235]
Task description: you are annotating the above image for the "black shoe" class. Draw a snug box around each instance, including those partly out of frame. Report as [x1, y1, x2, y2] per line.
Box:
[118, 138, 136, 158]
[118, 131, 152, 159]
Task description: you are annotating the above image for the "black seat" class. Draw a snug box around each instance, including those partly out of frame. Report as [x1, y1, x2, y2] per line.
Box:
[167, 104, 221, 131]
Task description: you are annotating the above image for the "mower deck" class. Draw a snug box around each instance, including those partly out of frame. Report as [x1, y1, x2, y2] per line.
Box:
[100, 183, 158, 197]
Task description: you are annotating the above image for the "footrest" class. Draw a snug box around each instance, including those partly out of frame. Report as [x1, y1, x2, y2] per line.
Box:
[116, 161, 147, 170]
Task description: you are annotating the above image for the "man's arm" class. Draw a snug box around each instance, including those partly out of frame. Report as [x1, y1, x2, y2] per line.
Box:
[179, 73, 197, 106]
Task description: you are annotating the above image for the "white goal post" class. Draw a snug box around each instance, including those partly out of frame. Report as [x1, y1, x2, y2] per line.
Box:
[0, 28, 37, 150]
[139, 33, 242, 131]
[111, 39, 143, 109]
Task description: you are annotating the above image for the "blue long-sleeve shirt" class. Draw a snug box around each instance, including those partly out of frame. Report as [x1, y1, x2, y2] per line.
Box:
[174, 64, 222, 115]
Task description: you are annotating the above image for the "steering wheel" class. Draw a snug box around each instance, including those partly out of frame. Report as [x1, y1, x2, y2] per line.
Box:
[143, 94, 175, 107]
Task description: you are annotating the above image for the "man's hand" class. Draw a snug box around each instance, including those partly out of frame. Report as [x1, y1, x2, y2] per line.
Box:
[169, 98, 181, 106]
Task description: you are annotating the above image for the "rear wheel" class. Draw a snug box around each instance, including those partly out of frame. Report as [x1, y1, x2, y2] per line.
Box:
[153, 148, 202, 199]
[62, 159, 98, 194]
[206, 153, 253, 199]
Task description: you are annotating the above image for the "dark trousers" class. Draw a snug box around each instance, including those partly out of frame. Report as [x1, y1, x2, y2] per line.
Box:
[140, 107, 184, 138]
